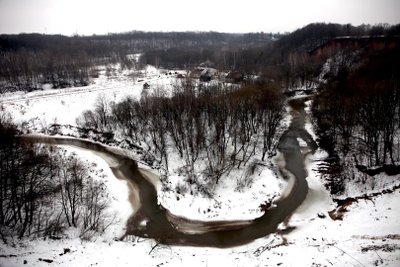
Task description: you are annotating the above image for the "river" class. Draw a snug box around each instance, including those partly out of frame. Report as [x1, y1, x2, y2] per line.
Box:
[19, 96, 317, 248]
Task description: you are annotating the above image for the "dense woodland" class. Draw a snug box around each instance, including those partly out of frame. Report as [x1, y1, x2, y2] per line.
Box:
[1, 23, 399, 91]
[77, 80, 285, 186]
[0, 115, 110, 239]
[312, 46, 400, 195]
[0, 31, 275, 91]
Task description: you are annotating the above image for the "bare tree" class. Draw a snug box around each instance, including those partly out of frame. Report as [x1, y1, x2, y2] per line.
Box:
[58, 155, 86, 227]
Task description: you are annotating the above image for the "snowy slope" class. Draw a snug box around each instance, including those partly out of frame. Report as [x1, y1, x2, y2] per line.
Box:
[1, 187, 399, 267]
[1, 66, 400, 267]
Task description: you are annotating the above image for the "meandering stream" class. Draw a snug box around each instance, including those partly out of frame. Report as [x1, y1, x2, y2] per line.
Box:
[19, 96, 317, 248]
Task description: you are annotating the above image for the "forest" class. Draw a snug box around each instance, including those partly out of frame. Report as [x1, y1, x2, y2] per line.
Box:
[312, 45, 400, 195]
[0, 115, 110, 240]
[77, 80, 285, 188]
[1, 23, 399, 91]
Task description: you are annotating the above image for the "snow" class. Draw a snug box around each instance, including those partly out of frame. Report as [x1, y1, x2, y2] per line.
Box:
[1, 65, 400, 266]
[289, 102, 334, 222]
[1, 64, 285, 224]
[2, 185, 400, 267]
[0, 64, 178, 130]
[159, 167, 281, 221]
[60, 146, 133, 240]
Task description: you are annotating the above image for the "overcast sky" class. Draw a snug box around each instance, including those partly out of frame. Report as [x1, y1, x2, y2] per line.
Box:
[0, 0, 399, 35]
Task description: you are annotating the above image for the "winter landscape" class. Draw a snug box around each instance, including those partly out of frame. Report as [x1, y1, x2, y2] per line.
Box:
[1, 0, 400, 266]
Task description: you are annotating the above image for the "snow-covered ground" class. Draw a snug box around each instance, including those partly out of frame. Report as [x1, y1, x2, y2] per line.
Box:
[61, 146, 133, 240]
[2, 185, 399, 266]
[0, 65, 180, 130]
[159, 166, 281, 221]
[1, 66, 400, 266]
[1, 64, 285, 222]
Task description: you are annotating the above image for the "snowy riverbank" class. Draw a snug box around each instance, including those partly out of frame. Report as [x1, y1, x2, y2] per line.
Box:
[2, 65, 400, 266]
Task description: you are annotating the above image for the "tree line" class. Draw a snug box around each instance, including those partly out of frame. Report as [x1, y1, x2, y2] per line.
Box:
[0, 48, 96, 91]
[142, 23, 400, 79]
[2, 23, 398, 92]
[0, 114, 110, 239]
[312, 47, 400, 195]
[0, 31, 276, 92]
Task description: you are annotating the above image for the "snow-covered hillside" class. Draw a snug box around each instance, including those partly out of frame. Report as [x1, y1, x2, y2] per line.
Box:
[1, 64, 400, 267]
[1, 146, 399, 266]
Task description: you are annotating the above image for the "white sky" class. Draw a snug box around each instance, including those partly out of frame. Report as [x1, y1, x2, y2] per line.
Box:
[0, 0, 399, 35]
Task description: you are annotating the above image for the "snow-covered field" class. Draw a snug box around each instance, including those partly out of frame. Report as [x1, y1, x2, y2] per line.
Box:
[1, 66, 400, 266]
[0, 65, 179, 129]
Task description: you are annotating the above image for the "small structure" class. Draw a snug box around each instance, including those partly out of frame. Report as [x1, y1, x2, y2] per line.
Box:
[190, 67, 217, 81]
[225, 71, 244, 83]
[176, 73, 185, 79]
[143, 82, 150, 89]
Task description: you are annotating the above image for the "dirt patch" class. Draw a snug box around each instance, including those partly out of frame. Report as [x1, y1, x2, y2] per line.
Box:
[328, 198, 358, 220]
[38, 258, 53, 263]
[361, 244, 400, 252]
[329, 184, 400, 220]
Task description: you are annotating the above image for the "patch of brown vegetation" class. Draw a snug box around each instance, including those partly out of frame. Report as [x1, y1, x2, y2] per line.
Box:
[329, 184, 400, 220]
[328, 198, 358, 220]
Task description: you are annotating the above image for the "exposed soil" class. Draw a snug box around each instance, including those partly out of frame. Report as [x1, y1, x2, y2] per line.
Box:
[329, 184, 400, 220]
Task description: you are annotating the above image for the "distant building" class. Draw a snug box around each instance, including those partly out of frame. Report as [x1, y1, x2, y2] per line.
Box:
[190, 67, 218, 82]
[225, 71, 244, 83]
[176, 73, 185, 79]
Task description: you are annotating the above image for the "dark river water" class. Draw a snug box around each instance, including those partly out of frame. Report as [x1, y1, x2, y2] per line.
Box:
[20, 96, 317, 248]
